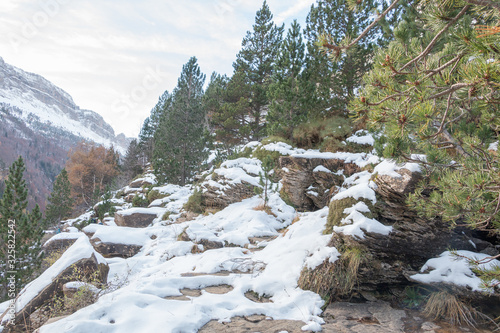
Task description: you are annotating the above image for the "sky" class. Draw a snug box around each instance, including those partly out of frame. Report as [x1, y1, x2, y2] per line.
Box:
[0, 0, 316, 138]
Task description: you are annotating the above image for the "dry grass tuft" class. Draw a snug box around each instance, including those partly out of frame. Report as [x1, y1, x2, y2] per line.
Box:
[253, 203, 277, 217]
[424, 291, 478, 327]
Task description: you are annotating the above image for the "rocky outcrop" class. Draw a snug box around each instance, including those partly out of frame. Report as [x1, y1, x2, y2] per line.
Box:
[114, 208, 158, 228]
[0, 237, 108, 329]
[279, 156, 360, 211]
[302, 167, 499, 305]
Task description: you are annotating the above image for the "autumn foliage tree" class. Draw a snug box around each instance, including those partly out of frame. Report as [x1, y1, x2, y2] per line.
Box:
[66, 142, 119, 209]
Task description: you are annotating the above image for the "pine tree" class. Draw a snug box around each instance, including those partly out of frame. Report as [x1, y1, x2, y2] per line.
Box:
[122, 139, 144, 181]
[153, 57, 207, 185]
[45, 168, 74, 225]
[304, 0, 380, 115]
[267, 20, 312, 141]
[138, 91, 172, 163]
[233, 1, 284, 140]
[207, 69, 253, 146]
[0, 157, 44, 300]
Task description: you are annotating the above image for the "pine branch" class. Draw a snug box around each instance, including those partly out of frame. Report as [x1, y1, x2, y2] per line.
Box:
[322, 0, 402, 54]
[464, 0, 500, 11]
[399, 5, 471, 72]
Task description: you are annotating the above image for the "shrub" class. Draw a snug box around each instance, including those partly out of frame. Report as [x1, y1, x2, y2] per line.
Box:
[147, 189, 168, 204]
[261, 135, 292, 146]
[183, 190, 204, 214]
[293, 116, 354, 149]
[132, 194, 149, 208]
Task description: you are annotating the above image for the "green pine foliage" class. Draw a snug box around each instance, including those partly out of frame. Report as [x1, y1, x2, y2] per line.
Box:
[267, 20, 313, 142]
[304, 0, 381, 115]
[45, 168, 74, 225]
[233, 1, 284, 141]
[153, 57, 207, 185]
[0, 157, 44, 301]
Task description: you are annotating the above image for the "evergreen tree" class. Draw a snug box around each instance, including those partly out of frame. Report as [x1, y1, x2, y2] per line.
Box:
[0, 157, 44, 300]
[208, 69, 253, 146]
[304, 0, 380, 115]
[233, 1, 284, 140]
[122, 139, 144, 181]
[267, 20, 312, 141]
[45, 168, 74, 225]
[138, 91, 172, 163]
[153, 57, 207, 185]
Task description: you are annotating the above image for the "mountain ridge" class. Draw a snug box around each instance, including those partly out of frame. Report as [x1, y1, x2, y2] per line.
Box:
[0, 57, 131, 210]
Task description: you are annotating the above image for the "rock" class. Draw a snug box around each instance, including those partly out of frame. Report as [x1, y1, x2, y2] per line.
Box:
[0, 237, 108, 328]
[90, 237, 142, 258]
[114, 208, 158, 228]
[129, 178, 153, 188]
[199, 315, 310, 333]
[279, 156, 360, 210]
[321, 301, 406, 333]
[200, 178, 256, 211]
[42, 233, 84, 253]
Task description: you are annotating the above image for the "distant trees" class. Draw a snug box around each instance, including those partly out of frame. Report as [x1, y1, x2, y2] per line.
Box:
[153, 57, 207, 185]
[0, 156, 44, 300]
[66, 142, 119, 208]
[45, 168, 74, 225]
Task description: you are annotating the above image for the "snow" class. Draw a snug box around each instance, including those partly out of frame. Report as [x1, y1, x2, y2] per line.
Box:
[213, 158, 263, 187]
[43, 232, 85, 246]
[291, 151, 380, 168]
[117, 207, 165, 218]
[39, 196, 332, 333]
[262, 142, 306, 155]
[489, 141, 498, 151]
[410, 250, 500, 292]
[313, 165, 332, 173]
[0, 237, 106, 325]
[334, 202, 392, 239]
[332, 171, 377, 204]
[345, 130, 375, 146]
[83, 224, 155, 247]
[374, 159, 421, 177]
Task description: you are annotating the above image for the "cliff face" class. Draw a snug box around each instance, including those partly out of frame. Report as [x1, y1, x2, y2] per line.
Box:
[0, 57, 128, 152]
[0, 57, 131, 210]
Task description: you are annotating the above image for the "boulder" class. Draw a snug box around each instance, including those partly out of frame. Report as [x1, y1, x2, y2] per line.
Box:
[90, 237, 142, 258]
[0, 237, 108, 329]
[114, 208, 158, 228]
[201, 180, 256, 210]
[42, 233, 84, 253]
[279, 156, 359, 211]
[129, 178, 154, 189]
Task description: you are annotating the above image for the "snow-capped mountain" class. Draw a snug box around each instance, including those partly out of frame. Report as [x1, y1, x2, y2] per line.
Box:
[0, 56, 129, 154]
[0, 57, 131, 210]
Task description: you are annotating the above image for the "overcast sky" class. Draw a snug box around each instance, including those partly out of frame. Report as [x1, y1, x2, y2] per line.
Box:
[0, 0, 316, 138]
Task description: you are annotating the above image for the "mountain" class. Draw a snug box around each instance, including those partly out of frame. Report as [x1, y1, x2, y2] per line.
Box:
[0, 57, 131, 210]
